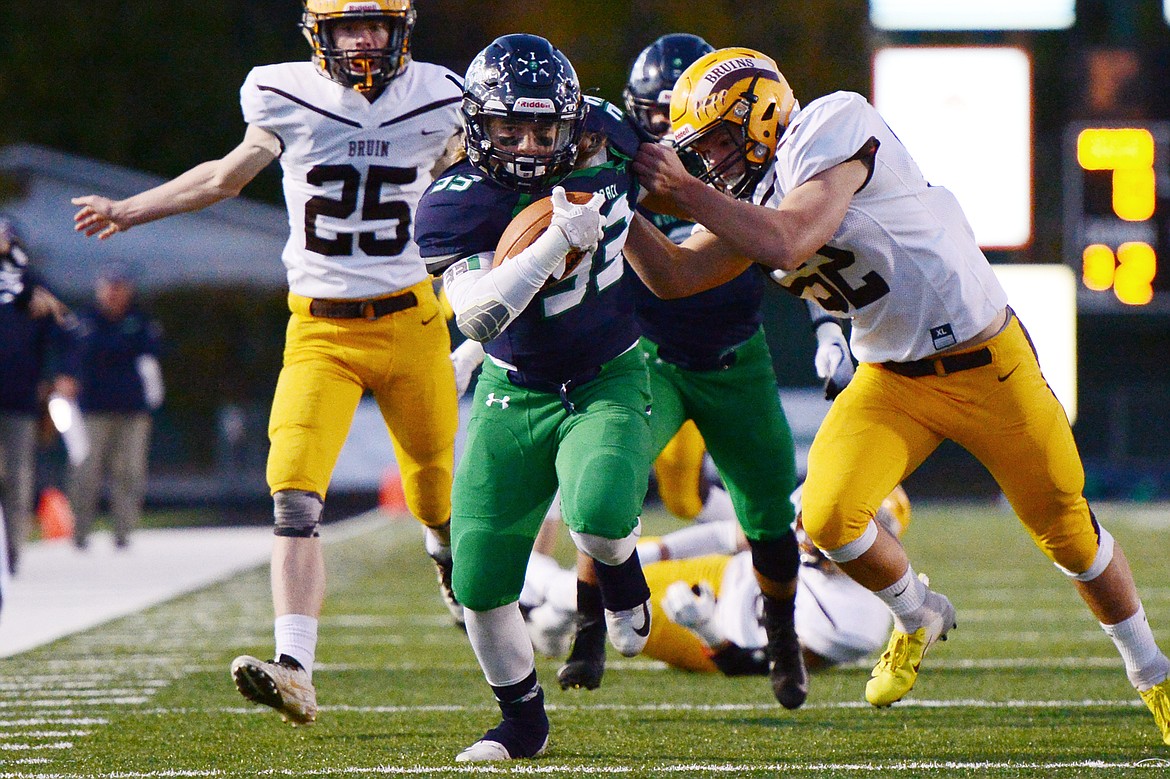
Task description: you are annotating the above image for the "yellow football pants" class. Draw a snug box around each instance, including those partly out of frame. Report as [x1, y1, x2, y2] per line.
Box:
[641, 553, 732, 673]
[267, 279, 457, 529]
[653, 420, 706, 520]
[802, 314, 1100, 574]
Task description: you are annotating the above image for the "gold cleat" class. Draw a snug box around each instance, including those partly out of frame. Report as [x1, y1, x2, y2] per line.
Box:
[1140, 677, 1170, 746]
[865, 590, 955, 707]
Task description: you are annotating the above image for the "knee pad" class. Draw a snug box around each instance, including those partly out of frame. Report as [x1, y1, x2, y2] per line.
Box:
[820, 520, 879, 564]
[273, 489, 324, 538]
[570, 519, 642, 567]
[1055, 525, 1114, 582]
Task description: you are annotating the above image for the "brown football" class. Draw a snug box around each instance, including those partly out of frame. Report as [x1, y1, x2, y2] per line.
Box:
[493, 191, 592, 286]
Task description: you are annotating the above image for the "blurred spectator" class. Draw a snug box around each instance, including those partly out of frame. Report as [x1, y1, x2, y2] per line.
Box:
[58, 262, 164, 550]
[0, 215, 74, 573]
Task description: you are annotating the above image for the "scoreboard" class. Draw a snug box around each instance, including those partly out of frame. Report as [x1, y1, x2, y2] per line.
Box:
[1063, 121, 1170, 312]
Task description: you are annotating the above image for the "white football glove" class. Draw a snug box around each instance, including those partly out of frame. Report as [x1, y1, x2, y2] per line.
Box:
[549, 186, 604, 254]
[662, 580, 724, 649]
[814, 320, 855, 400]
[449, 338, 485, 399]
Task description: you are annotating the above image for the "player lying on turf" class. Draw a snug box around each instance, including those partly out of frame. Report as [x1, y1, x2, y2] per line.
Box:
[521, 487, 910, 675]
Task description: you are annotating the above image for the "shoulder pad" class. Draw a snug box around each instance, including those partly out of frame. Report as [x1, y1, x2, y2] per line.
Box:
[583, 96, 641, 160]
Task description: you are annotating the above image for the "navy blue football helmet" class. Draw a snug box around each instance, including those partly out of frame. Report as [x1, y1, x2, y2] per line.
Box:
[623, 33, 714, 140]
[461, 34, 586, 193]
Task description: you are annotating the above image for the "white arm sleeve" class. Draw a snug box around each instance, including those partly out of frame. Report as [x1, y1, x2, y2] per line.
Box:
[660, 520, 742, 560]
[442, 227, 571, 342]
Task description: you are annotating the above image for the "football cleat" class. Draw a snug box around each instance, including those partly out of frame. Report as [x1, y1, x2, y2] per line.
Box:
[1139, 677, 1170, 746]
[456, 733, 549, 763]
[762, 595, 809, 710]
[230, 655, 317, 726]
[557, 615, 607, 691]
[865, 589, 956, 707]
[457, 684, 549, 762]
[605, 600, 651, 657]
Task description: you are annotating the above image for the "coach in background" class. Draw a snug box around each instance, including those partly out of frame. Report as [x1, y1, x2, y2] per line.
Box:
[0, 216, 74, 574]
[625, 47, 1170, 745]
[56, 262, 164, 551]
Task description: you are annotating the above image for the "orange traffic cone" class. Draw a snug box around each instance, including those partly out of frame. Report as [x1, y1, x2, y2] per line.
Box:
[379, 467, 408, 516]
[36, 487, 76, 541]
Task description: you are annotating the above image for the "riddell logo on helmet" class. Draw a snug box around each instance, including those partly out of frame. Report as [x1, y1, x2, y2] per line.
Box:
[513, 97, 556, 112]
[343, 2, 383, 10]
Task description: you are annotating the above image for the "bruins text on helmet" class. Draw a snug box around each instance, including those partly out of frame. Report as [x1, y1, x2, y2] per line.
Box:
[460, 33, 586, 193]
[622, 33, 714, 141]
[669, 47, 798, 198]
[301, 0, 415, 93]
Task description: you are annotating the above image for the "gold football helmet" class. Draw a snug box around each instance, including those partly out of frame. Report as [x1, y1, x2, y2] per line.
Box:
[302, 0, 415, 93]
[669, 47, 797, 198]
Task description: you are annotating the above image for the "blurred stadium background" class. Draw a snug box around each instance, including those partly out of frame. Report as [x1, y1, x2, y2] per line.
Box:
[2, 0, 1170, 520]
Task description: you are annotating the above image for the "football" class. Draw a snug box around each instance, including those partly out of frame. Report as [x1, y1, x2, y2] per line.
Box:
[493, 191, 593, 285]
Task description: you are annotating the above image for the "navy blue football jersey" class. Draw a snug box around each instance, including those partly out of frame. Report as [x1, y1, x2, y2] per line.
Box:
[416, 97, 643, 383]
[629, 208, 765, 364]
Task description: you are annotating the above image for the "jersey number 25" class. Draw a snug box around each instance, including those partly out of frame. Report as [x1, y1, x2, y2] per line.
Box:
[304, 164, 415, 257]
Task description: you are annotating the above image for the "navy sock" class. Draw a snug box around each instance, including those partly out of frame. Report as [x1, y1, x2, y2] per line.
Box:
[483, 670, 549, 758]
[594, 551, 651, 612]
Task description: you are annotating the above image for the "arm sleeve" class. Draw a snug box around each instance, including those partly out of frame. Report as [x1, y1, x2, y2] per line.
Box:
[442, 227, 571, 342]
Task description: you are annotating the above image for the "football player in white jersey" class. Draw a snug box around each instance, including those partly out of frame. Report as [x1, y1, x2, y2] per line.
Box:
[522, 487, 909, 676]
[71, 0, 464, 726]
[623, 48, 1170, 745]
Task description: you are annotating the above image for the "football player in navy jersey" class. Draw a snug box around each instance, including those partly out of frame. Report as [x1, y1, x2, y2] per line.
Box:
[415, 34, 656, 762]
[73, 0, 464, 727]
[556, 33, 847, 710]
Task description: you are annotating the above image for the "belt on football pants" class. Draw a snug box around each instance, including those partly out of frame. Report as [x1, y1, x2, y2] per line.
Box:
[308, 290, 418, 320]
[507, 366, 602, 414]
[881, 347, 993, 378]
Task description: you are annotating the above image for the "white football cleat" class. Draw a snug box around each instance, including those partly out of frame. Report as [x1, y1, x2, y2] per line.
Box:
[230, 655, 317, 725]
[456, 739, 512, 762]
[605, 599, 651, 657]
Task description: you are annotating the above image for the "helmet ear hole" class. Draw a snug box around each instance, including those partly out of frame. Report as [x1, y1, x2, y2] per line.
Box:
[761, 103, 775, 122]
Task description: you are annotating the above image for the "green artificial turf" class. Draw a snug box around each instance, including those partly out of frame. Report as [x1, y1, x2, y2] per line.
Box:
[3, 502, 1168, 777]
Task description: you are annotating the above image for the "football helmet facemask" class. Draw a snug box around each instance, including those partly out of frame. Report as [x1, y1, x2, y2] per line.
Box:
[462, 33, 585, 193]
[670, 47, 797, 199]
[302, 0, 415, 93]
[623, 33, 714, 141]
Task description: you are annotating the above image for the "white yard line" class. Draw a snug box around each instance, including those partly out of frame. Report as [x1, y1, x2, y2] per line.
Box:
[1, 758, 1167, 778]
[0, 511, 388, 658]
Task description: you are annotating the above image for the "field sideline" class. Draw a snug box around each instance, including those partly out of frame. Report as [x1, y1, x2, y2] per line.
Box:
[1, 502, 1168, 777]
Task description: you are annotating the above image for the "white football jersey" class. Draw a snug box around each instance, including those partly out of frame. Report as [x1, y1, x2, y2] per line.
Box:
[763, 92, 1008, 363]
[241, 61, 461, 300]
[714, 551, 890, 665]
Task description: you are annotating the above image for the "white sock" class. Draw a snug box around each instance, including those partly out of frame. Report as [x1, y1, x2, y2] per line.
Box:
[465, 602, 536, 686]
[876, 566, 927, 633]
[1101, 604, 1170, 691]
[694, 486, 736, 524]
[275, 614, 319, 679]
[424, 527, 451, 563]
